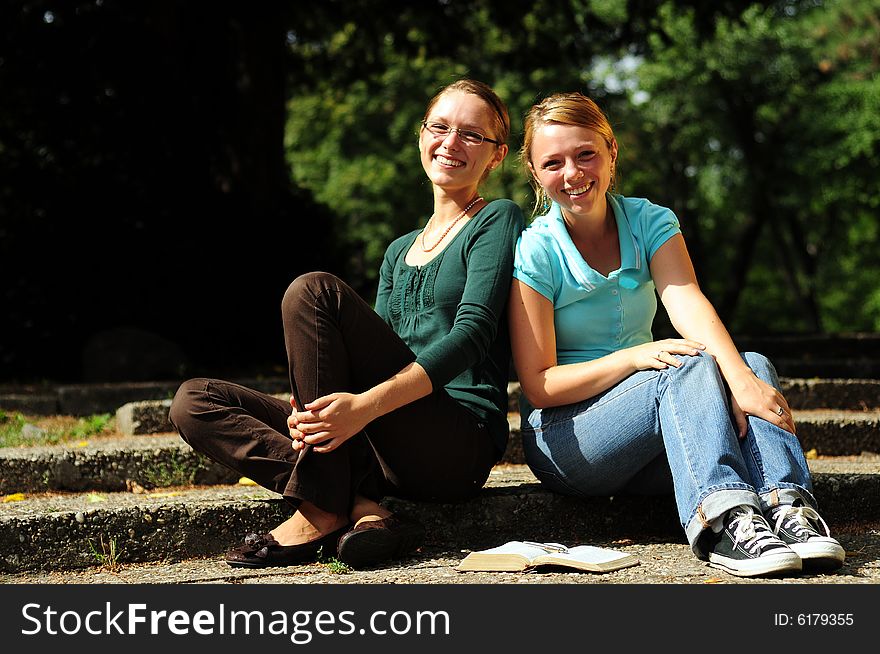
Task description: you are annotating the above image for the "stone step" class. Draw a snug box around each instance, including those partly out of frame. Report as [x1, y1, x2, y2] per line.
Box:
[3, 407, 879, 495]
[0, 435, 238, 495]
[769, 359, 880, 380]
[2, 460, 878, 574]
[506, 379, 880, 413]
[734, 332, 880, 360]
[0, 377, 290, 417]
[3, 372, 880, 419]
[768, 378, 880, 410]
[4, 531, 879, 584]
[501, 410, 880, 465]
[105, 378, 880, 438]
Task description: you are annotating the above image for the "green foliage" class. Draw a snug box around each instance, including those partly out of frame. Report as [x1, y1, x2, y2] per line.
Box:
[623, 0, 880, 332]
[322, 557, 353, 575]
[65, 413, 113, 439]
[284, 0, 625, 295]
[283, 0, 878, 330]
[315, 546, 352, 573]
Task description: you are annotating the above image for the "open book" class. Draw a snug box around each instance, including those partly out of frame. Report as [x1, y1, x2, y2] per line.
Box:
[457, 541, 639, 573]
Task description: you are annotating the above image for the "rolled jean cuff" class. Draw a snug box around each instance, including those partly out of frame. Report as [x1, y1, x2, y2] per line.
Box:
[758, 484, 818, 513]
[685, 487, 761, 558]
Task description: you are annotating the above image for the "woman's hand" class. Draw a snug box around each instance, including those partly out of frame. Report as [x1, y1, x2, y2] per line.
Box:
[288, 396, 304, 450]
[727, 372, 796, 439]
[626, 339, 706, 371]
[288, 392, 375, 454]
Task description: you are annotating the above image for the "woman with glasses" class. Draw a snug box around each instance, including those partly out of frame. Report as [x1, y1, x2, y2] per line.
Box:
[508, 91, 844, 577]
[170, 79, 523, 569]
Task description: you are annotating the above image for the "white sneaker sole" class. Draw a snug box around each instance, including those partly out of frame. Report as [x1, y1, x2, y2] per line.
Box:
[709, 551, 803, 577]
[790, 540, 846, 568]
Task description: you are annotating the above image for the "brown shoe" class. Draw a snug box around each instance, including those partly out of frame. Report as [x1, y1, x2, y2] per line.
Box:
[336, 514, 425, 569]
[225, 523, 351, 568]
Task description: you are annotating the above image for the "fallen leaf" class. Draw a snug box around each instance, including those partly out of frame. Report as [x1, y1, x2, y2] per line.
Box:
[804, 448, 818, 460]
[77, 440, 90, 448]
[704, 577, 725, 584]
[2, 493, 26, 503]
[238, 477, 258, 486]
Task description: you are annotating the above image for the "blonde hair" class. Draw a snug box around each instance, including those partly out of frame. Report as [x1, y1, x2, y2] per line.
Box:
[520, 92, 617, 215]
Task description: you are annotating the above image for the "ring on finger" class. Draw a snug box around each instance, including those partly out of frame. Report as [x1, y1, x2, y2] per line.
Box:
[656, 351, 664, 359]
[775, 406, 785, 416]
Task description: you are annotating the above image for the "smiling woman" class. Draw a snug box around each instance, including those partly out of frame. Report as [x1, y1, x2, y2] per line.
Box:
[508, 91, 845, 579]
[168, 79, 524, 570]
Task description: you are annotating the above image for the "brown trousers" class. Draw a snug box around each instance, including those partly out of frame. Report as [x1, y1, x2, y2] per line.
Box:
[169, 272, 498, 515]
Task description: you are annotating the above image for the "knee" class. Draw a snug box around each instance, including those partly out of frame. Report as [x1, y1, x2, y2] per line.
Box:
[674, 349, 719, 374]
[168, 378, 210, 438]
[281, 271, 339, 312]
[741, 351, 778, 382]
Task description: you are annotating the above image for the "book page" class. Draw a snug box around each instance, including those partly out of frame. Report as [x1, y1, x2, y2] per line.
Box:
[457, 541, 638, 573]
[457, 541, 564, 571]
[475, 541, 565, 560]
[536, 545, 638, 571]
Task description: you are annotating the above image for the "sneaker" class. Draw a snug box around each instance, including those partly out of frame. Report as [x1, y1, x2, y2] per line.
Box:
[707, 506, 802, 577]
[766, 502, 845, 570]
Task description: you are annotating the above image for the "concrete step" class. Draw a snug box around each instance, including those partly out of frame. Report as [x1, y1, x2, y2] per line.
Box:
[734, 332, 880, 362]
[4, 530, 879, 584]
[0, 376, 290, 417]
[506, 379, 880, 413]
[769, 359, 880, 380]
[104, 378, 880, 438]
[2, 460, 878, 574]
[0, 435, 238, 495]
[3, 406, 878, 495]
[3, 373, 880, 419]
[500, 410, 880, 465]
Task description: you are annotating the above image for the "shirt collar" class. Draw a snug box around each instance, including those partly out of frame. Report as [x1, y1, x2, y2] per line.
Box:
[608, 193, 641, 274]
[546, 194, 641, 292]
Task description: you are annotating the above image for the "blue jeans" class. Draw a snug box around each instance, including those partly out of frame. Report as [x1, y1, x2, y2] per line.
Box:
[521, 352, 816, 558]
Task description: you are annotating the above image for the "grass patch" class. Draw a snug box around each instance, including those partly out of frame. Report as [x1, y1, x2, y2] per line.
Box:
[141, 454, 204, 488]
[88, 534, 123, 572]
[317, 546, 352, 574]
[0, 410, 115, 448]
[322, 557, 352, 574]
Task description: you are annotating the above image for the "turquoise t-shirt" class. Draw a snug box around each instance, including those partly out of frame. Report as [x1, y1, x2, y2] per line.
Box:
[513, 193, 681, 365]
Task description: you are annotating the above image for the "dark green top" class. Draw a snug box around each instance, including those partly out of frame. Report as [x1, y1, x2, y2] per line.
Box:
[375, 199, 524, 455]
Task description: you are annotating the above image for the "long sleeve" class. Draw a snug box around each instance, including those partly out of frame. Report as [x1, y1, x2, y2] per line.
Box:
[414, 200, 524, 388]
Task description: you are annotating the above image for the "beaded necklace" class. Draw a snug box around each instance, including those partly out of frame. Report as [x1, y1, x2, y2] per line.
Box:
[420, 196, 483, 252]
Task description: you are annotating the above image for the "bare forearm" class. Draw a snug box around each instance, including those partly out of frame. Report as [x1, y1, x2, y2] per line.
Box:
[523, 350, 636, 408]
[359, 362, 434, 421]
[667, 294, 752, 382]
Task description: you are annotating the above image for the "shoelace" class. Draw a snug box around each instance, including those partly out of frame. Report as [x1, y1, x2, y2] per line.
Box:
[770, 504, 830, 539]
[730, 508, 787, 554]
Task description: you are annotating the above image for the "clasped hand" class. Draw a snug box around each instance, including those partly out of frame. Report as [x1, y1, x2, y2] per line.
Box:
[287, 392, 373, 454]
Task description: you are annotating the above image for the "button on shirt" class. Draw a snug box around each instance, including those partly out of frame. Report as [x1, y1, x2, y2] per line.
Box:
[513, 194, 681, 365]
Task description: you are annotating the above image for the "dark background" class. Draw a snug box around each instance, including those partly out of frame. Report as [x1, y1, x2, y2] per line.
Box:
[3, 0, 877, 385]
[1, 2, 339, 383]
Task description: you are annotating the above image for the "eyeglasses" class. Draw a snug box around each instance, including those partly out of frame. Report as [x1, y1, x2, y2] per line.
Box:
[421, 121, 503, 146]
